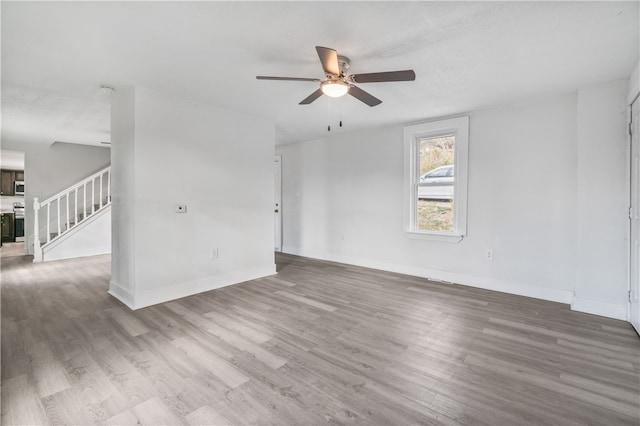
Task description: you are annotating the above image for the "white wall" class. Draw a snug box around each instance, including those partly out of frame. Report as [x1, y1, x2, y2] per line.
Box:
[574, 80, 629, 319]
[0, 150, 25, 170]
[0, 196, 24, 212]
[278, 83, 631, 319]
[0, 141, 110, 254]
[42, 207, 111, 261]
[629, 61, 640, 104]
[110, 86, 276, 309]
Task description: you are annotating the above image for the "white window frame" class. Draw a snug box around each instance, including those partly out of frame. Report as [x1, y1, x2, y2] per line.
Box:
[403, 116, 469, 242]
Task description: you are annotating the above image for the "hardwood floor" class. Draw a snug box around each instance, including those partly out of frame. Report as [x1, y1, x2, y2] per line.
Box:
[0, 242, 25, 259]
[1, 253, 639, 425]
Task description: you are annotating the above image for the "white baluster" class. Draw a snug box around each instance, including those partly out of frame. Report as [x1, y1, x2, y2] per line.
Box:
[47, 203, 51, 243]
[32, 166, 111, 248]
[66, 193, 70, 231]
[57, 197, 61, 237]
[33, 198, 42, 262]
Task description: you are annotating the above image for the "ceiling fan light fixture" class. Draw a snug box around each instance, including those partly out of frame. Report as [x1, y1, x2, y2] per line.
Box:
[321, 80, 349, 98]
[257, 46, 415, 107]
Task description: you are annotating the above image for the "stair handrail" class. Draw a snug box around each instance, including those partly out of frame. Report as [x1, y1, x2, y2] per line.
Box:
[33, 166, 111, 254]
[39, 165, 111, 206]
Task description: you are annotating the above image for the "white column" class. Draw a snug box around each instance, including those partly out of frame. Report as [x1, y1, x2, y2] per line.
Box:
[33, 198, 42, 262]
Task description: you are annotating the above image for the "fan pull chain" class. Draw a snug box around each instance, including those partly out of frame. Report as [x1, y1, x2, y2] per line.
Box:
[325, 98, 345, 131]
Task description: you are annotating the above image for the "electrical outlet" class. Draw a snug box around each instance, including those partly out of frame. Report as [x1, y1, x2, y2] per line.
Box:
[210, 248, 219, 260]
[485, 249, 493, 261]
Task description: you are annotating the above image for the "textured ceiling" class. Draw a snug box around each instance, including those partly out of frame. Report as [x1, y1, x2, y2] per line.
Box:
[1, 1, 638, 147]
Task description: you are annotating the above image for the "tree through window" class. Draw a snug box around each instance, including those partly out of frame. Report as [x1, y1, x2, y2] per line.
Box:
[404, 116, 469, 241]
[417, 135, 455, 232]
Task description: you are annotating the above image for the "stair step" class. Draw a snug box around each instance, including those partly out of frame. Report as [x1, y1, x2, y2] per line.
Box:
[67, 202, 108, 222]
[43, 201, 110, 243]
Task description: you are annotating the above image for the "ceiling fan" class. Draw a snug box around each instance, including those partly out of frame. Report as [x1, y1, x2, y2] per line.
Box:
[256, 46, 416, 107]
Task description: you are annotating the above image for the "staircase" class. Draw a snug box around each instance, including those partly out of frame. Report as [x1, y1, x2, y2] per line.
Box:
[33, 166, 111, 262]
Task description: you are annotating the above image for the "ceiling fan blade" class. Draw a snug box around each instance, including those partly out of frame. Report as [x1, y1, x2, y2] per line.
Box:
[256, 76, 321, 82]
[315, 46, 340, 76]
[348, 85, 382, 107]
[350, 70, 416, 83]
[299, 88, 324, 105]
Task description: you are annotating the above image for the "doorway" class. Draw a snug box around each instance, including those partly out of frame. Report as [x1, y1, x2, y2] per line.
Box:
[0, 150, 26, 257]
[274, 155, 282, 252]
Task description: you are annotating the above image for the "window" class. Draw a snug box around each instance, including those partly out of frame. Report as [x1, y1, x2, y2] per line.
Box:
[404, 116, 469, 242]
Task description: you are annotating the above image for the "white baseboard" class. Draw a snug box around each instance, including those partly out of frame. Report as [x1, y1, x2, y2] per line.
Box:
[282, 248, 574, 305]
[109, 264, 277, 310]
[571, 296, 627, 321]
[282, 245, 325, 261]
[108, 279, 136, 309]
[286, 248, 631, 321]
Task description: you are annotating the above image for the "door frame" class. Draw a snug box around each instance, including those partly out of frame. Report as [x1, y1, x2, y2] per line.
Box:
[274, 155, 282, 252]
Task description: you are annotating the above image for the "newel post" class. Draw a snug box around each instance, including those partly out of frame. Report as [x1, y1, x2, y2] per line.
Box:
[33, 197, 42, 263]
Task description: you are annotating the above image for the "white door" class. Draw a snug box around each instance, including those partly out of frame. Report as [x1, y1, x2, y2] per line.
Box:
[274, 155, 282, 252]
[630, 96, 640, 334]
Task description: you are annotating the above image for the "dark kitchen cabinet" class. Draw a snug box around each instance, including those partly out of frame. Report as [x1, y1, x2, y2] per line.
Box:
[1, 170, 14, 196]
[0, 169, 24, 196]
[1, 213, 15, 243]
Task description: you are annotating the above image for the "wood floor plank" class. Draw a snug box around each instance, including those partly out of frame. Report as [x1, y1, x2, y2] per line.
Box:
[203, 309, 273, 344]
[130, 397, 185, 425]
[0, 375, 49, 425]
[105, 306, 151, 337]
[447, 356, 637, 425]
[28, 341, 73, 398]
[1, 252, 638, 425]
[184, 404, 231, 425]
[103, 409, 139, 426]
[170, 336, 250, 389]
[274, 289, 338, 312]
[464, 352, 640, 419]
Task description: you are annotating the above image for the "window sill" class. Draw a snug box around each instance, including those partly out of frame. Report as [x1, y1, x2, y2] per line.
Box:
[405, 231, 464, 243]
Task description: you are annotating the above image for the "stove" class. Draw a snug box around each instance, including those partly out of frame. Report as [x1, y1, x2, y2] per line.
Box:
[13, 202, 25, 218]
[13, 202, 25, 242]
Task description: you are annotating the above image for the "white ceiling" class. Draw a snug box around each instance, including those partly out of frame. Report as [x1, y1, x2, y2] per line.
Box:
[2, 1, 638, 146]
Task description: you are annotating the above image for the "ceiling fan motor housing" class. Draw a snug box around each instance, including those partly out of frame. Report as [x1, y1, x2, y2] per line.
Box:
[337, 55, 350, 76]
[256, 46, 415, 107]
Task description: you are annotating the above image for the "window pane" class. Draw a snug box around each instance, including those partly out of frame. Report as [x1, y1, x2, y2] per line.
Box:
[404, 116, 468, 240]
[417, 135, 455, 232]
